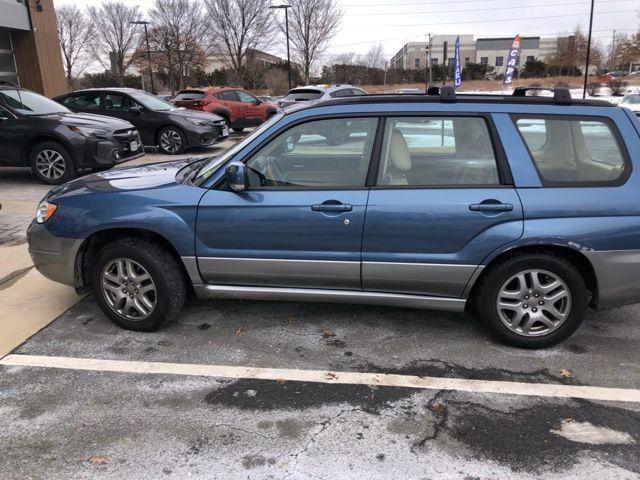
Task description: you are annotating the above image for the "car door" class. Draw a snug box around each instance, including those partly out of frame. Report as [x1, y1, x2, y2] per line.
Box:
[362, 115, 524, 298]
[236, 90, 263, 125]
[103, 92, 156, 145]
[0, 104, 22, 165]
[217, 90, 243, 125]
[195, 116, 379, 289]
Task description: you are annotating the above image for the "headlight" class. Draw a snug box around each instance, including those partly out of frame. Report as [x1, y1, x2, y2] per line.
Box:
[36, 200, 57, 224]
[184, 117, 210, 126]
[68, 125, 110, 137]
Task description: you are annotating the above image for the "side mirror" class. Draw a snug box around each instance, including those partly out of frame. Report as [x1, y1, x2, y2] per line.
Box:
[254, 99, 261, 105]
[225, 162, 248, 192]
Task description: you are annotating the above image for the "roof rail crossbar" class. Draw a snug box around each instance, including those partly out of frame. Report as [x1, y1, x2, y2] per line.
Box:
[512, 86, 572, 104]
[440, 86, 456, 102]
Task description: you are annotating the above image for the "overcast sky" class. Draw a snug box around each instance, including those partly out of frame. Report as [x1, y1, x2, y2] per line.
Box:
[54, 0, 639, 60]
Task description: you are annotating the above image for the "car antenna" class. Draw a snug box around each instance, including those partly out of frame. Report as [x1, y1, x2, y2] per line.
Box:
[0, 80, 24, 109]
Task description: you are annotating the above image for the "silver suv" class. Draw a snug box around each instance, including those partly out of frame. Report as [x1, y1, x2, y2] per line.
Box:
[278, 84, 367, 108]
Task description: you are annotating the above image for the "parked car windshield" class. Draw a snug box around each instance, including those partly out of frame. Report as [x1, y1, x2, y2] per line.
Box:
[130, 91, 178, 111]
[621, 94, 640, 105]
[283, 89, 323, 102]
[0, 89, 70, 115]
[193, 112, 284, 186]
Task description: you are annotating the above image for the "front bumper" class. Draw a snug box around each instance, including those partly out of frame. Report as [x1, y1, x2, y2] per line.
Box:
[27, 221, 83, 288]
[184, 123, 229, 147]
[77, 131, 145, 168]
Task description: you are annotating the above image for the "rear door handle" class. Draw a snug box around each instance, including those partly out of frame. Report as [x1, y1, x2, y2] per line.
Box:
[312, 203, 353, 212]
[469, 201, 513, 212]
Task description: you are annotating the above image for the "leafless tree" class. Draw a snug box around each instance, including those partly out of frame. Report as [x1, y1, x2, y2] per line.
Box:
[363, 43, 386, 70]
[263, 68, 288, 95]
[56, 5, 94, 90]
[204, 0, 277, 85]
[283, 0, 342, 83]
[87, 2, 141, 83]
[146, 0, 210, 93]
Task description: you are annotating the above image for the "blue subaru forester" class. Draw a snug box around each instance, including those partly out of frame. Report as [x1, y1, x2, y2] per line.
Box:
[27, 87, 640, 348]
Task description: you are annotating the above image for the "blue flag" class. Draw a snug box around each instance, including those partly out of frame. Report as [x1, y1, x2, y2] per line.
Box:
[503, 34, 521, 86]
[454, 36, 462, 89]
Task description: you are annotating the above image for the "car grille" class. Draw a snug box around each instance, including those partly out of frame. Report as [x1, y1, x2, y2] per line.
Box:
[113, 128, 143, 158]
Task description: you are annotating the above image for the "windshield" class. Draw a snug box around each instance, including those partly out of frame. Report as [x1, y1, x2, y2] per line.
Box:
[284, 89, 323, 101]
[621, 94, 640, 105]
[0, 89, 70, 115]
[130, 91, 177, 111]
[193, 112, 284, 186]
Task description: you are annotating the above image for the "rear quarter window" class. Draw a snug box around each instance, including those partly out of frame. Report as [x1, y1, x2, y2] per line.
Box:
[514, 115, 630, 187]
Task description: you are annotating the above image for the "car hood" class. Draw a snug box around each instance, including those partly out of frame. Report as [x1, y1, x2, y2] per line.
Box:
[169, 109, 223, 122]
[47, 159, 201, 200]
[44, 112, 135, 130]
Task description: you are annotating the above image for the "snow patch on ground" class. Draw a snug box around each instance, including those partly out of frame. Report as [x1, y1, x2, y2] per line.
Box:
[551, 420, 636, 445]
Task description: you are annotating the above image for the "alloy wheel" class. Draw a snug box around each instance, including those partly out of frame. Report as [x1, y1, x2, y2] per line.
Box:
[35, 150, 66, 180]
[101, 258, 157, 321]
[159, 129, 183, 153]
[495, 269, 572, 337]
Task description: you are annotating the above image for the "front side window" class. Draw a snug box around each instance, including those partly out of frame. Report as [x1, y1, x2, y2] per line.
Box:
[217, 90, 239, 101]
[237, 91, 258, 103]
[105, 93, 140, 112]
[377, 117, 500, 187]
[515, 116, 628, 186]
[245, 117, 378, 188]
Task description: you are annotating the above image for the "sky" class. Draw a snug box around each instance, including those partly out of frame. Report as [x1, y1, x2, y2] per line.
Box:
[54, 0, 639, 61]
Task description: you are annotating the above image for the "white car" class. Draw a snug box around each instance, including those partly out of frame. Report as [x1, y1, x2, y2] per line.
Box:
[395, 88, 424, 94]
[278, 84, 367, 108]
[620, 92, 640, 114]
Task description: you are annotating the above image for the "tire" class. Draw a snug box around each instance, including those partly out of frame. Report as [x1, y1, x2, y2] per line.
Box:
[232, 127, 245, 133]
[157, 126, 187, 155]
[90, 237, 187, 331]
[29, 141, 77, 185]
[476, 251, 588, 348]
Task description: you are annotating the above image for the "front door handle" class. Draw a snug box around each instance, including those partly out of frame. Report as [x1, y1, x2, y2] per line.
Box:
[469, 200, 513, 212]
[312, 203, 353, 213]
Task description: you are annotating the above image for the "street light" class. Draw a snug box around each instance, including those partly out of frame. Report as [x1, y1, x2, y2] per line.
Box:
[269, 4, 292, 91]
[130, 20, 156, 95]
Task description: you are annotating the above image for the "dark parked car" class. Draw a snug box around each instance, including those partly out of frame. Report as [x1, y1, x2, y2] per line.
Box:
[27, 87, 640, 348]
[54, 88, 228, 155]
[0, 85, 143, 184]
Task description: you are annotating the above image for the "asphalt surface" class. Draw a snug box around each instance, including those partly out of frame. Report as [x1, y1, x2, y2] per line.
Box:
[1, 296, 639, 479]
[1, 130, 639, 479]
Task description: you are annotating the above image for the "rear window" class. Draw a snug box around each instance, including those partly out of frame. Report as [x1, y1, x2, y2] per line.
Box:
[515, 116, 629, 186]
[173, 91, 205, 101]
[284, 89, 323, 101]
[621, 94, 640, 105]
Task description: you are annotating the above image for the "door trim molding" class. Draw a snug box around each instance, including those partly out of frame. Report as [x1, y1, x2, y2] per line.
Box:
[193, 284, 467, 312]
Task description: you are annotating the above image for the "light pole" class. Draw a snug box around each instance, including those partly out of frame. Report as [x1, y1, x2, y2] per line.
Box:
[269, 4, 292, 91]
[582, 0, 595, 98]
[130, 20, 156, 95]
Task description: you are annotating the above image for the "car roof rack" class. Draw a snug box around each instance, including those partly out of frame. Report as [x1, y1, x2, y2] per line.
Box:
[512, 86, 572, 104]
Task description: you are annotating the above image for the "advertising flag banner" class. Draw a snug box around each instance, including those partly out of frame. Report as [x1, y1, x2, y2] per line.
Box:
[454, 36, 462, 88]
[503, 34, 521, 86]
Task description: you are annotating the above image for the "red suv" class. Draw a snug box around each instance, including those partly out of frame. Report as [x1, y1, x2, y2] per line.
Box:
[202, 87, 278, 133]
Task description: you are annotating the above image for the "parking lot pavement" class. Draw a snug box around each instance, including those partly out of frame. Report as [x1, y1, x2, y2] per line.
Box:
[1, 296, 639, 479]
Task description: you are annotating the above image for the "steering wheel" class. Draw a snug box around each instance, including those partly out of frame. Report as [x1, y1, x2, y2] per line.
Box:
[263, 157, 290, 186]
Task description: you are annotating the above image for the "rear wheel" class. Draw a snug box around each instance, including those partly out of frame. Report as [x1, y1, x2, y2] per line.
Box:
[29, 141, 76, 185]
[158, 126, 187, 155]
[91, 237, 186, 331]
[232, 127, 245, 133]
[476, 252, 588, 348]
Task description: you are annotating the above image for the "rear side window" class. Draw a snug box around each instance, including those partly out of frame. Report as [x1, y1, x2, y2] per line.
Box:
[217, 91, 238, 101]
[62, 92, 101, 111]
[377, 117, 500, 187]
[515, 116, 629, 186]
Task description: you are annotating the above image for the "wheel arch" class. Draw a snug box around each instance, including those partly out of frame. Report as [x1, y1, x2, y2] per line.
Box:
[24, 135, 77, 165]
[467, 244, 599, 308]
[155, 123, 188, 147]
[74, 227, 196, 295]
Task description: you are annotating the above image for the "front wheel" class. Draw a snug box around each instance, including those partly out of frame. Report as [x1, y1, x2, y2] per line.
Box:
[91, 237, 187, 331]
[158, 126, 187, 155]
[476, 252, 588, 348]
[29, 141, 77, 185]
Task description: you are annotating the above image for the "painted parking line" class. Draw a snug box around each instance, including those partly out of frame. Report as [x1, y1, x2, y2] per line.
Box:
[3, 354, 640, 403]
